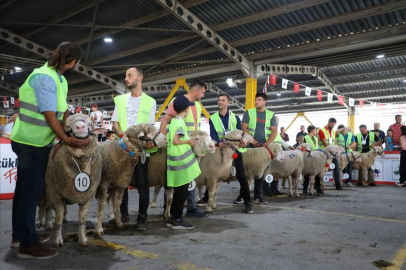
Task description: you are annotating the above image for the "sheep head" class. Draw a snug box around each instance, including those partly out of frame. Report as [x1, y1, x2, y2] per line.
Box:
[324, 145, 340, 158]
[297, 143, 313, 157]
[125, 123, 157, 150]
[64, 113, 105, 139]
[189, 130, 216, 157]
[223, 130, 254, 149]
[266, 143, 284, 162]
[371, 146, 385, 158]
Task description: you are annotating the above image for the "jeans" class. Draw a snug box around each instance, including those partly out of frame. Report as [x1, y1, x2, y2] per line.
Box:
[186, 188, 197, 212]
[11, 141, 51, 247]
[343, 162, 353, 184]
[400, 150, 406, 184]
[332, 157, 340, 187]
[171, 183, 189, 219]
[121, 157, 150, 218]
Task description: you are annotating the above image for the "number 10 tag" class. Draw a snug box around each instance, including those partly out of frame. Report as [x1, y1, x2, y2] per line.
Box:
[75, 172, 91, 192]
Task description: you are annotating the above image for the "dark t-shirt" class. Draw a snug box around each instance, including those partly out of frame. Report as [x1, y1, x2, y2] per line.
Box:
[296, 131, 307, 138]
[242, 110, 277, 143]
[371, 129, 385, 144]
[360, 132, 380, 153]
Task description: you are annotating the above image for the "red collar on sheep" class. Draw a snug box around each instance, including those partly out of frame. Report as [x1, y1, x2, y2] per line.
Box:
[264, 146, 274, 160]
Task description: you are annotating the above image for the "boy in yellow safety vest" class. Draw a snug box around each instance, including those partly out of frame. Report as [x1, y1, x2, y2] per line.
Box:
[302, 125, 324, 194]
[166, 96, 201, 230]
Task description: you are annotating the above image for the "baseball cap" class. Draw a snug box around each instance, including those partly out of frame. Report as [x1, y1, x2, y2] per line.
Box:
[91, 104, 98, 108]
[173, 96, 195, 113]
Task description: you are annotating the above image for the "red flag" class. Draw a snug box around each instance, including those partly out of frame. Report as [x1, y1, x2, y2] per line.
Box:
[293, 83, 300, 93]
[270, 75, 277, 85]
[378, 103, 384, 110]
[317, 90, 322, 101]
[359, 100, 364, 108]
[263, 86, 267, 93]
[266, 76, 270, 87]
[338, 96, 344, 105]
[398, 105, 404, 114]
[14, 98, 20, 108]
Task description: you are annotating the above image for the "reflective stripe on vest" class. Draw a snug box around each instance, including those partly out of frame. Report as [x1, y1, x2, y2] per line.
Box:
[356, 132, 375, 153]
[114, 92, 157, 153]
[304, 135, 319, 151]
[247, 108, 274, 141]
[319, 126, 336, 149]
[166, 118, 201, 187]
[168, 98, 202, 135]
[337, 132, 353, 152]
[11, 62, 68, 147]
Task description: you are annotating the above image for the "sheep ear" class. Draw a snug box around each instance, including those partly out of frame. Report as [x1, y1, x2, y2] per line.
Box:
[92, 128, 106, 135]
[137, 132, 145, 138]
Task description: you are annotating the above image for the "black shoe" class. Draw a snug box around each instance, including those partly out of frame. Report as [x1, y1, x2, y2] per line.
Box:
[356, 182, 364, 186]
[135, 215, 148, 231]
[244, 202, 253, 214]
[336, 186, 343, 190]
[122, 215, 130, 224]
[167, 218, 195, 230]
[254, 198, 268, 204]
[233, 196, 244, 204]
[316, 187, 324, 194]
[303, 189, 308, 194]
[196, 199, 207, 207]
[271, 189, 284, 196]
[263, 191, 273, 197]
[368, 183, 377, 187]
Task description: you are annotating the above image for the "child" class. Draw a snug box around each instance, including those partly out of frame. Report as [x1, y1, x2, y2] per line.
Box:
[385, 129, 394, 152]
[396, 126, 406, 187]
[166, 96, 201, 230]
[105, 130, 116, 142]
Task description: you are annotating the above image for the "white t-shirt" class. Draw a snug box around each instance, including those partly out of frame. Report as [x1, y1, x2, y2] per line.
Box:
[111, 95, 156, 125]
[90, 111, 103, 123]
[3, 122, 14, 135]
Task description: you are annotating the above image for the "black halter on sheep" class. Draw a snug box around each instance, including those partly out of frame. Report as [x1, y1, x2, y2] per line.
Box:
[94, 123, 164, 235]
[42, 114, 105, 247]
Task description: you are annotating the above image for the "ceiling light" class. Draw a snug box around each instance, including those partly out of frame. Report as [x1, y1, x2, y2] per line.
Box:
[226, 78, 234, 87]
[376, 54, 385, 59]
[276, 91, 281, 96]
[14, 66, 22, 71]
[403, 79, 406, 83]
[104, 37, 113, 43]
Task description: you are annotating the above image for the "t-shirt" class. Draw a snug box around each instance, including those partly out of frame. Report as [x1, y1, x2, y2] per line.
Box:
[296, 131, 307, 138]
[166, 100, 198, 130]
[2, 122, 14, 135]
[359, 132, 380, 153]
[111, 95, 156, 125]
[90, 110, 103, 123]
[389, 124, 404, 145]
[318, 126, 336, 141]
[385, 136, 393, 151]
[371, 129, 385, 144]
[242, 110, 277, 144]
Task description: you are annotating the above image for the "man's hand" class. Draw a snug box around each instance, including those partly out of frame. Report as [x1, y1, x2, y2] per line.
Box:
[238, 139, 246, 148]
[218, 142, 224, 148]
[252, 139, 259, 145]
[63, 136, 90, 148]
[188, 140, 196, 147]
[145, 141, 154, 149]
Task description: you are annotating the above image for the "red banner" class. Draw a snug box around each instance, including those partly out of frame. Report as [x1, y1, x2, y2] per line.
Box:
[359, 100, 364, 107]
[270, 75, 277, 85]
[379, 103, 384, 110]
[293, 83, 300, 93]
[317, 90, 322, 101]
[338, 96, 344, 105]
[14, 98, 20, 108]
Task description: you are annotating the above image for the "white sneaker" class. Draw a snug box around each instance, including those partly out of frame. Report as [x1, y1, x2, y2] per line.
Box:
[395, 182, 405, 187]
[346, 182, 354, 187]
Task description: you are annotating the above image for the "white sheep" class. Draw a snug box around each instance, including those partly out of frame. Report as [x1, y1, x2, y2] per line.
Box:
[351, 146, 385, 185]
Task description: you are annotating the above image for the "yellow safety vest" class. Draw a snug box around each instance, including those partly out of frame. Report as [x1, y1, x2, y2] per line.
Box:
[11, 62, 68, 147]
[167, 117, 201, 187]
[304, 135, 319, 151]
[319, 126, 336, 149]
[337, 132, 353, 152]
[114, 92, 157, 153]
[247, 108, 281, 143]
[356, 132, 375, 153]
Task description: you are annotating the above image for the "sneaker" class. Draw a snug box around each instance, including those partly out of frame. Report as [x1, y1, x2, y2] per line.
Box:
[17, 242, 59, 259]
[336, 186, 343, 190]
[244, 202, 254, 214]
[233, 196, 244, 204]
[396, 182, 405, 187]
[11, 234, 51, 249]
[356, 182, 364, 186]
[346, 182, 354, 187]
[166, 217, 175, 228]
[316, 187, 324, 194]
[170, 218, 195, 230]
[135, 216, 148, 231]
[196, 199, 207, 207]
[303, 189, 308, 194]
[254, 198, 268, 204]
[263, 191, 273, 197]
[186, 208, 209, 217]
[368, 183, 377, 187]
[271, 189, 284, 196]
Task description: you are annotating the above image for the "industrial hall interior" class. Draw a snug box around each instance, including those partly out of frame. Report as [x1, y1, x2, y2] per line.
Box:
[0, 0, 405, 269]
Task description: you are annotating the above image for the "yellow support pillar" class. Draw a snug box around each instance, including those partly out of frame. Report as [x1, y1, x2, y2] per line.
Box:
[245, 78, 257, 110]
[285, 112, 314, 132]
[348, 113, 355, 132]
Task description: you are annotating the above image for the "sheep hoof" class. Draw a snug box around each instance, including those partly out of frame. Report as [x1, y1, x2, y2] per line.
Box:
[36, 223, 44, 229]
[53, 239, 64, 248]
[45, 226, 54, 231]
[79, 239, 88, 247]
[295, 194, 300, 198]
[212, 205, 217, 209]
[117, 224, 124, 229]
[94, 228, 104, 236]
[206, 208, 212, 213]
[150, 202, 157, 209]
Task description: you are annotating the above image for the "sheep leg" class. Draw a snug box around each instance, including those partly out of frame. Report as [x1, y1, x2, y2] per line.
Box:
[288, 176, 293, 197]
[94, 185, 108, 236]
[150, 185, 162, 208]
[309, 175, 316, 195]
[164, 187, 174, 221]
[294, 175, 300, 197]
[282, 178, 287, 189]
[197, 185, 203, 201]
[78, 201, 91, 247]
[45, 207, 54, 231]
[212, 182, 222, 210]
[36, 206, 45, 228]
[63, 204, 68, 223]
[113, 189, 125, 229]
[107, 194, 115, 219]
[52, 201, 65, 248]
[205, 181, 216, 213]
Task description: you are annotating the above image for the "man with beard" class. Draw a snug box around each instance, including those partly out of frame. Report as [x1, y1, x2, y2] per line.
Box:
[111, 67, 156, 231]
[160, 79, 209, 217]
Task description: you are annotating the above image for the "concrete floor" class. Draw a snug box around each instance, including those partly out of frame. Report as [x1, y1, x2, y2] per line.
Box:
[1, 182, 405, 270]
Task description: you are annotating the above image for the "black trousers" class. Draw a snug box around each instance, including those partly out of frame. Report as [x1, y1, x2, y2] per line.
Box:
[11, 141, 51, 247]
[170, 183, 189, 220]
[303, 175, 321, 190]
[343, 161, 353, 184]
[400, 150, 406, 184]
[121, 157, 150, 217]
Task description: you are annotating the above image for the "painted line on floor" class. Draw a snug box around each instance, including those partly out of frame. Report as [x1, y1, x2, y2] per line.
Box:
[386, 242, 406, 270]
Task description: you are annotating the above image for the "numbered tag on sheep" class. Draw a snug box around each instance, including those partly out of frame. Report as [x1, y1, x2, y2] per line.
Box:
[188, 180, 196, 191]
[329, 163, 335, 169]
[74, 173, 91, 192]
[231, 166, 236, 177]
[371, 164, 376, 170]
[141, 150, 146, 164]
[343, 173, 349, 180]
[265, 174, 274, 183]
[323, 175, 330, 183]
